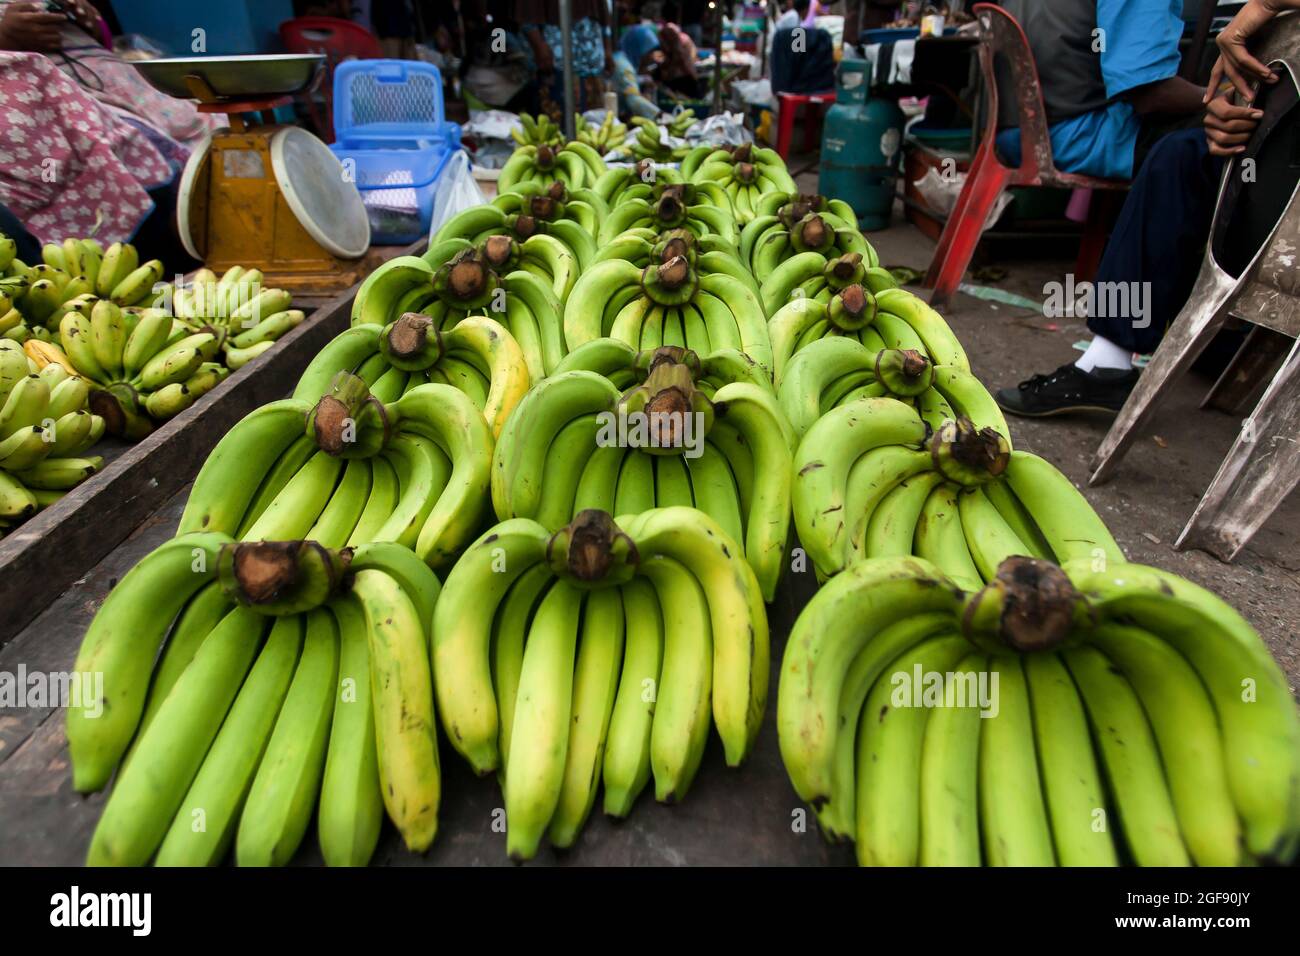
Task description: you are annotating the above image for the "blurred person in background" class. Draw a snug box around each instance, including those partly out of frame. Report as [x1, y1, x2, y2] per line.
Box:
[519, 0, 613, 116]
[611, 21, 663, 118]
[0, 0, 218, 151]
[657, 20, 702, 98]
[0, 0, 221, 258]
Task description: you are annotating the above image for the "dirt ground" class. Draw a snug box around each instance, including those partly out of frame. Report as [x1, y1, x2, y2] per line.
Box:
[788, 164, 1299, 690]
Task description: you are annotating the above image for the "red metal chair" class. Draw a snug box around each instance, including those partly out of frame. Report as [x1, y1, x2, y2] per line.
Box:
[279, 17, 383, 143]
[774, 90, 836, 159]
[922, 4, 1128, 309]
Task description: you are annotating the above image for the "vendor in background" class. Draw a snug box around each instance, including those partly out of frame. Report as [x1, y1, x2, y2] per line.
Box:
[0, 0, 220, 260]
[518, 0, 613, 118]
[0, 0, 218, 151]
[774, 0, 805, 32]
[657, 20, 702, 99]
[612, 22, 664, 119]
[993, 0, 1280, 418]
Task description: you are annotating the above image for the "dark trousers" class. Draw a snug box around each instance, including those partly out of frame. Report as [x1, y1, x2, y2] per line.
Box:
[1088, 126, 1225, 354]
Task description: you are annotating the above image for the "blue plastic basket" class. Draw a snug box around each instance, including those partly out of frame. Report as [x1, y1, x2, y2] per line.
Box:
[329, 60, 463, 244]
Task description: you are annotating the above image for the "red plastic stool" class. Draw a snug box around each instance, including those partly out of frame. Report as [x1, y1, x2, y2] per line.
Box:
[775, 90, 835, 159]
[279, 16, 383, 143]
[921, 4, 1129, 309]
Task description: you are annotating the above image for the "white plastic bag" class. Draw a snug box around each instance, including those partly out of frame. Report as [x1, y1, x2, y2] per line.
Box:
[428, 151, 487, 240]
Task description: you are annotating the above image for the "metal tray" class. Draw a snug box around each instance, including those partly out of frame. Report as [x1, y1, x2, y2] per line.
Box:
[131, 54, 323, 100]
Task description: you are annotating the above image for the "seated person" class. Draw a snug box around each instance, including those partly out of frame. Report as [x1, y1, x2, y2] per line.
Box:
[612, 23, 664, 119]
[993, 0, 1208, 180]
[995, 0, 1283, 416]
[0, 2, 221, 261]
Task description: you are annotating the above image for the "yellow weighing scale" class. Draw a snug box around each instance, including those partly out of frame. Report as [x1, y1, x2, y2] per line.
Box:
[133, 54, 376, 293]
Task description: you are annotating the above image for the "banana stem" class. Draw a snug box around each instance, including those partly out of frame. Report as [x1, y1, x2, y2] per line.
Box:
[545, 510, 640, 585]
[962, 557, 1089, 652]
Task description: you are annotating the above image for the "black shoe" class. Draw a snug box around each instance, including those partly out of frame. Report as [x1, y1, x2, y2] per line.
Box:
[995, 363, 1139, 417]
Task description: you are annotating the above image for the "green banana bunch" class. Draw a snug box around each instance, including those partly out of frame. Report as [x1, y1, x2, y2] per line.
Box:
[352, 248, 565, 382]
[615, 116, 690, 164]
[575, 110, 628, 155]
[769, 283, 969, 385]
[590, 227, 761, 299]
[80, 530, 443, 866]
[476, 232, 579, 305]
[490, 180, 609, 240]
[590, 159, 684, 208]
[596, 181, 738, 249]
[433, 507, 768, 858]
[491, 353, 791, 599]
[511, 112, 566, 148]
[498, 140, 607, 193]
[563, 254, 772, 374]
[776, 335, 1005, 439]
[430, 201, 596, 268]
[685, 141, 798, 224]
[741, 199, 879, 281]
[778, 552, 1300, 866]
[791, 389, 1049, 580]
[298, 315, 530, 439]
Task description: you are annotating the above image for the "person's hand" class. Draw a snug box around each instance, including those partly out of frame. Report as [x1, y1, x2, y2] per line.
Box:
[64, 0, 101, 37]
[1204, 91, 1264, 156]
[1204, 0, 1292, 103]
[0, 1, 67, 52]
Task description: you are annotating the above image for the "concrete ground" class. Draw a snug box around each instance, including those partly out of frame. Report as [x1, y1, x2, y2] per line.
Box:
[790, 163, 1299, 689]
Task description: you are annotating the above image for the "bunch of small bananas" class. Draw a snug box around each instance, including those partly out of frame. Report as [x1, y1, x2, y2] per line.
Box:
[511, 112, 566, 148]
[590, 159, 685, 207]
[575, 111, 628, 155]
[432, 506, 768, 859]
[564, 250, 770, 371]
[666, 109, 697, 138]
[779, 554, 1300, 866]
[790, 389, 1120, 585]
[172, 266, 302, 370]
[2, 234, 165, 333]
[0, 339, 104, 531]
[621, 116, 691, 164]
[47, 299, 229, 438]
[73, 533, 443, 866]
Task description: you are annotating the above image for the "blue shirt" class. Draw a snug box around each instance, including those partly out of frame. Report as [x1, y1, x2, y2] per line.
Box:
[995, 0, 1184, 179]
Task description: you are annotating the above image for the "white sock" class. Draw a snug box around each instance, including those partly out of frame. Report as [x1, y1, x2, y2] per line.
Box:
[1075, 336, 1132, 373]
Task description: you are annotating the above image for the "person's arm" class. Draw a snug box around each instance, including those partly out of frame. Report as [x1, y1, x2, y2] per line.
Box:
[0, 2, 66, 51]
[1205, 0, 1298, 101]
[523, 25, 554, 74]
[1123, 75, 1208, 117]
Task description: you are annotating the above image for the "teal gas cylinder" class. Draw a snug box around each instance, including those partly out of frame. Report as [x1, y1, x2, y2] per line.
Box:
[819, 59, 904, 231]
